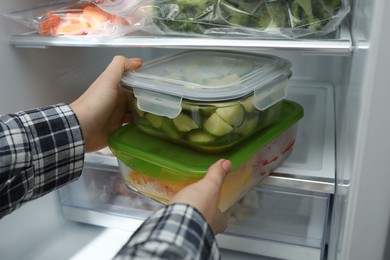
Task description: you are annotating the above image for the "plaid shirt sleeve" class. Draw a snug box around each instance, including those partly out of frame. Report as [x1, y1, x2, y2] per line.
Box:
[114, 203, 221, 260]
[0, 104, 85, 218]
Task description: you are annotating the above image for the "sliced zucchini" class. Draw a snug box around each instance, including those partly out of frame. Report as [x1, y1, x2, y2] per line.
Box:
[145, 113, 164, 128]
[135, 117, 150, 127]
[188, 130, 216, 144]
[240, 96, 256, 113]
[260, 102, 283, 128]
[203, 113, 234, 136]
[215, 104, 245, 127]
[235, 115, 259, 136]
[134, 105, 145, 118]
[161, 119, 181, 139]
[197, 106, 218, 119]
[181, 103, 217, 120]
[173, 113, 200, 132]
[137, 123, 160, 136]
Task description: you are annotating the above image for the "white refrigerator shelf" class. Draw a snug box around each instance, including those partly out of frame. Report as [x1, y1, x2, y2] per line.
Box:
[10, 23, 351, 55]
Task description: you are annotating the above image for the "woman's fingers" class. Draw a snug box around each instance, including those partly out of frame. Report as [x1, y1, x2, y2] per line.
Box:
[96, 56, 143, 90]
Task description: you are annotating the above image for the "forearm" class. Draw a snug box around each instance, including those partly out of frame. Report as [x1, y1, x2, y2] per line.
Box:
[114, 204, 221, 260]
[0, 104, 85, 218]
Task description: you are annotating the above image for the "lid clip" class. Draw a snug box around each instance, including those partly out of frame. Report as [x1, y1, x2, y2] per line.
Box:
[133, 88, 182, 119]
[253, 76, 288, 111]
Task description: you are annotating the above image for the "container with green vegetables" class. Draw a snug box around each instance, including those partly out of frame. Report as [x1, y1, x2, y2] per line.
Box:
[121, 50, 292, 153]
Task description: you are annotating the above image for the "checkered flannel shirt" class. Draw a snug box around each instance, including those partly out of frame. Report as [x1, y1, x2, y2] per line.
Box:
[114, 203, 220, 260]
[0, 104, 84, 218]
[0, 104, 220, 259]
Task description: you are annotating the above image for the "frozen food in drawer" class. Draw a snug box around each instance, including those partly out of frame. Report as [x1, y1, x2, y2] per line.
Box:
[109, 100, 303, 212]
[219, 186, 330, 260]
[121, 50, 292, 153]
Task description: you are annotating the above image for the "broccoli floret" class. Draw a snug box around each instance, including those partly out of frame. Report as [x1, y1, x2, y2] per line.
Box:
[289, 0, 321, 30]
[326, 0, 341, 9]
[176, 0, 211, 5]
[287, 0, 341, 30]
[220, 2, 254, 27]
[224, 0, 264, 14]
[255, 1, 290, 29]
[312, 0, 340, 21]
[153, 0, 216, 33]
[229, 13, 251, 27]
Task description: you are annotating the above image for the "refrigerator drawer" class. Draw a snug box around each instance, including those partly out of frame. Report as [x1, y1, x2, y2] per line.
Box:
[58, 164, 329, 260]
[58, 162, 163, 231]
[219, 186, 330, 260]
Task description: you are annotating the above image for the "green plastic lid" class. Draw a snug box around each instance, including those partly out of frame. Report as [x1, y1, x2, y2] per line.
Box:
[109, 100, 303, 182]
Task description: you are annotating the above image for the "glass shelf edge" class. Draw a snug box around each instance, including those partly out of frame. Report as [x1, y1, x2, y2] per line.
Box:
[10, 31, 352, 54]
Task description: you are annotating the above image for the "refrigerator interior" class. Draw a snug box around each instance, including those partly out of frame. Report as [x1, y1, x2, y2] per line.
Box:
[1, 0, 390, 259]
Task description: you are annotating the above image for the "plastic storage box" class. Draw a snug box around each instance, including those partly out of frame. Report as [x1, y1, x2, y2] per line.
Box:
[121, 50, 292, 153]
[109, 100, 303, 211]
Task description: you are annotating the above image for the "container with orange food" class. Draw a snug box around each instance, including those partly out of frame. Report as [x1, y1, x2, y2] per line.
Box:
[109, 100, 303, 212]
[38, 2, 132, 36]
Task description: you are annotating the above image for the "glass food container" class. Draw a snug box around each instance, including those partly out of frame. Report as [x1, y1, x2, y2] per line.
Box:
[109, 100, 303, 212]
[121, 50, 292, 153]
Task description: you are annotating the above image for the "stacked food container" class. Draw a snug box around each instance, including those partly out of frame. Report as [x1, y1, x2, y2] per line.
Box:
[108, 50, 304, 211]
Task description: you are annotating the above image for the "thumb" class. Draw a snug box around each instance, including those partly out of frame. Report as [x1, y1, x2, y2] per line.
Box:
[203, 159, 232, 191]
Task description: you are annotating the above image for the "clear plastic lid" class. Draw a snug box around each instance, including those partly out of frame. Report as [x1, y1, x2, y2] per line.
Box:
[121, 51, 292, 118]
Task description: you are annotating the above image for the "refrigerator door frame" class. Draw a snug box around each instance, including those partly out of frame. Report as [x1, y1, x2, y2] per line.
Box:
[328, 0, 390, 259]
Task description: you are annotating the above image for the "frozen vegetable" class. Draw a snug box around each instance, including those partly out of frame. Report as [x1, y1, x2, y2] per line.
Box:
[289, 0, 333, 30]
[151, 0, 350, 38]
[222, 0, 344, 30]
[153, 0, 216, 33]
[5, 1, 146, 37]
[38, 4, 129, 36]
[255, 1, 290, 29]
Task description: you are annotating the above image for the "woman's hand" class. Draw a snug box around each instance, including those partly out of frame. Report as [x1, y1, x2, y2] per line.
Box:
[70, 56, 142, 152]
[170, 159, 232, 235]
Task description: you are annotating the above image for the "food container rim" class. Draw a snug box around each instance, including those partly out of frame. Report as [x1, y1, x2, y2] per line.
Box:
[121, 50, 292, 102]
